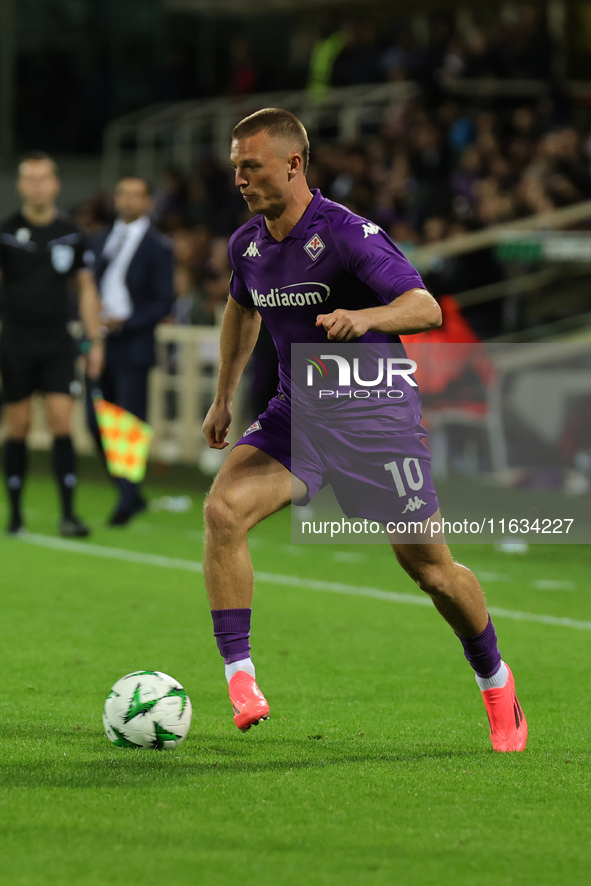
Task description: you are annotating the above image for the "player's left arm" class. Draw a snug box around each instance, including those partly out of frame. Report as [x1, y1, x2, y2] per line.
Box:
[316, 288, 441, 342]
[75, 268, 105, 379]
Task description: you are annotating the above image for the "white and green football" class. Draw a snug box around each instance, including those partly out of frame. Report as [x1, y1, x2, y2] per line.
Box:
[103, 671, 192, 749]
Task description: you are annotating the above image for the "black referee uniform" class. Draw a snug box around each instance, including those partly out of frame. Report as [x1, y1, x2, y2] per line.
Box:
[0, 211, 90, 399]
[0, 211, 91, 535]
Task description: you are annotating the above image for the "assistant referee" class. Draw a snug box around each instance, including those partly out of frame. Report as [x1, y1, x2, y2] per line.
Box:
[0, 152, 104, 536]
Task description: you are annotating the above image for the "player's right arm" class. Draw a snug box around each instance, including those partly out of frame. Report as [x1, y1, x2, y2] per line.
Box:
[202, 296, 261, 449]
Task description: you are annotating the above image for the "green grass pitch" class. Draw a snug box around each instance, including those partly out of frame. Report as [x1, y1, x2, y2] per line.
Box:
[0, 466, 590, 885]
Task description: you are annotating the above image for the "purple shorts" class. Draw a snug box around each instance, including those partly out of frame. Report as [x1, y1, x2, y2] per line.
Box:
[235, 395, 439, 525]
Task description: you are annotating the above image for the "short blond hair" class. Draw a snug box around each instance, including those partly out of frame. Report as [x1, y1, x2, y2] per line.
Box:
[232, 108, 310, 173]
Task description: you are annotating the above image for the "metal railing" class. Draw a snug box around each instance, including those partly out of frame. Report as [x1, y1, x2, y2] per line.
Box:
[101, 78, 591, 186]
[101, 82, 420, 187]
[411, 200, 591, 341]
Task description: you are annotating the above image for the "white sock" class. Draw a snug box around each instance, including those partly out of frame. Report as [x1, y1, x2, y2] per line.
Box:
[475, 661, 509, 691]
[225, 657, 256, 684]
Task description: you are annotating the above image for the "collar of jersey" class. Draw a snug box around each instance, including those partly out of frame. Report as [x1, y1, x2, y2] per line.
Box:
[17, 209, 63, 230]
[258, 188, 323, 242]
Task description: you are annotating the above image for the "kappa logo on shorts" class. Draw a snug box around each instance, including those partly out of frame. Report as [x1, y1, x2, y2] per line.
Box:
[242, 420, 262, 437]
[402, 496, 427, 514]
[304, 234, 325, 261]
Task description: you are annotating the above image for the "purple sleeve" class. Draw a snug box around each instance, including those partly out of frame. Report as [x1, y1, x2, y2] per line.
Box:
[228, 237, 254, 308]
[335, 221, 425, 304]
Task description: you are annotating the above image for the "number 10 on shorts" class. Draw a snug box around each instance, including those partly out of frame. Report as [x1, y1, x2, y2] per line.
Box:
[384, 458, 424, 497]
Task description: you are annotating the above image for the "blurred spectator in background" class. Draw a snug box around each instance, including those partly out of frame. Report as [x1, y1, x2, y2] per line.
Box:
[380, 26, 423, 83]
[408, 116, 452, 221]
[87, 177, 174, 525]
[186, 174, 215, 227]
[172, 265, 201, 326]
[152, 167, 190, 233]
[307, 20, 346, 98]
[496, 3, 553, 79]
[72, 194, 114, 237]
[332, 19, 382, 87]
[226, 37, 260, 96]
[152, 43, 198, 103]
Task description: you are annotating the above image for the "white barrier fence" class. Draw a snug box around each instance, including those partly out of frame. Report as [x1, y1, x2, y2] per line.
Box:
[148, 323, 246, 468]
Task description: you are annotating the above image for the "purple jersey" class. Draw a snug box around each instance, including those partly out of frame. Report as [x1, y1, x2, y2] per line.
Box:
[231, 190, 439, 524]
[228, 189, 425, 402]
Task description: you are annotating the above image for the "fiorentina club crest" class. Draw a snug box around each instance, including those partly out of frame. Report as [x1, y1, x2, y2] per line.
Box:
[242, 420, 262, 437]
[304, 233, 325, 261]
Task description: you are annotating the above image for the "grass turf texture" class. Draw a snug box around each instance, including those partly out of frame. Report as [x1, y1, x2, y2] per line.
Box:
[0, 470, 590, 885]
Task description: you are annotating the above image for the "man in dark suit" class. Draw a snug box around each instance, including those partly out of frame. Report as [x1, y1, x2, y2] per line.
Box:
[88, 177, 174, 525]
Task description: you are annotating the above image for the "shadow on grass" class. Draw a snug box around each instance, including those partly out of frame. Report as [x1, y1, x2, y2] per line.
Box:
[0, 730, 493, 789]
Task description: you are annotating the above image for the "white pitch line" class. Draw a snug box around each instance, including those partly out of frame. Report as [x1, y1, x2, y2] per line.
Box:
[21, 533, 204, 574]
[533, 580, 575, 591]
[474, 571, 510, 582]
[18, 533, 591, 632]
[332, 552, 366, 563]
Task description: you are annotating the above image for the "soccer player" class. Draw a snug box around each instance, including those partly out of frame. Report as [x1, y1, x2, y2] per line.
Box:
[202, 109, 527, 752]
[0, 152, 104, 537]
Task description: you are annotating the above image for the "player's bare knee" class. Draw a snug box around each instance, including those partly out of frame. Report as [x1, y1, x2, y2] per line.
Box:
[203, 489, 246, 538]
[8, 423, 30, 440]
[5, 407, 31, 439]
[398, 557, 451, 599]
[49, 420, 71, 437]
[7, 417, 31, 438]
[203, 493, 234, 536]
[414, 564, 451, 598]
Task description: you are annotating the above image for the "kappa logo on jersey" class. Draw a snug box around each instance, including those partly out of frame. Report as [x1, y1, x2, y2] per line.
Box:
[242, 420, 262, 437]
[304, 234, 325, 261]
[401, 496, 427, 514]
[243, 241, 261, 258]
[50, 244, 75, 273]
[362, 222, 381, 238]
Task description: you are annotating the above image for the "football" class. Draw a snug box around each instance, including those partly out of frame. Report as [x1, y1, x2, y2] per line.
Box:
[103, 670, 192, 749]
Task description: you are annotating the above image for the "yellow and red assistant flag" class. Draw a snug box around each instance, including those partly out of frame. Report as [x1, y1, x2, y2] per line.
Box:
[93, 398, 153, 483]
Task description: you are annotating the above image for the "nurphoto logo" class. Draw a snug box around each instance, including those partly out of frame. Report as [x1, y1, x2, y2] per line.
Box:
[305, 353, 417, 398]
[294, 342, 421, 402]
